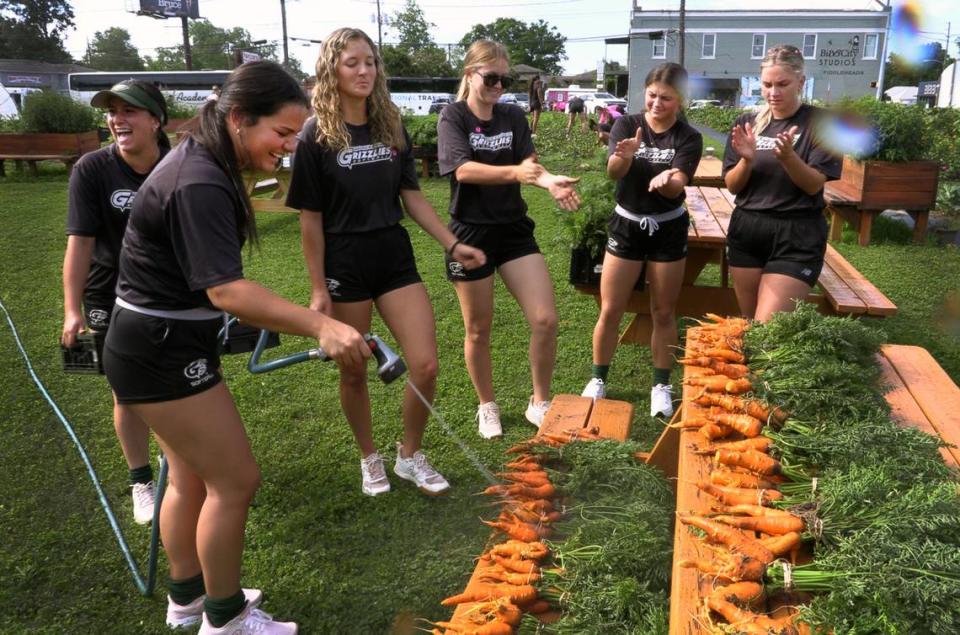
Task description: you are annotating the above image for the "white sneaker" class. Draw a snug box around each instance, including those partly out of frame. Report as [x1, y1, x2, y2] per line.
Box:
[525, 396, 551, 428]
[581, 378, 607, 400]
[650, 384, 674, 418]
[167, 588, 263, 628]
[476, 401, 502, 439]
[394, 443, 450, 496]
[360, 452, 391, 497]
[199, 604, 297, 635]
[131, 481, 156, 525]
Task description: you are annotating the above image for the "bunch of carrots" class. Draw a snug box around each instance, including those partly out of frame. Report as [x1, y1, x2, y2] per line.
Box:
[431, 428, 605, 634]
[675, 315, 811, 635]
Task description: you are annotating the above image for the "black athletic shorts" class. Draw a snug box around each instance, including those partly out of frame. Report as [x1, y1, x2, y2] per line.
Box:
[103, 306, 223, 404]
[605, 211, 689, 262]
[725, 208, 828, 286]
[324, 224, 422, 302]
[568, 102, 585, 114]
[445, 217, 541, 282]
[530, 100, 542, 112]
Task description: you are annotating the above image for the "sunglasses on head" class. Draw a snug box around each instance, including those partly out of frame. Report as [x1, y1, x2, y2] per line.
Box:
[476, 72, 514, 90]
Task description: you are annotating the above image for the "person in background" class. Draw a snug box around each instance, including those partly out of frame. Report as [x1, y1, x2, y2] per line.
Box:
[722, 45, 841, 322]
[62, 79, 171, 525]
[438, 39, 581, 439]
[104, 61, 370, 635]
[528, 73, 544, 135]
[288, 28, 486, 497]
[582, 63, 702, 419]
[565, 94, 588, 134]
[596, 103, 624, 145]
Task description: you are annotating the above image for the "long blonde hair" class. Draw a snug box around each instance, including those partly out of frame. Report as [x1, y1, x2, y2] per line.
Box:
[754, 44, 805, 136]
[311, 28, 405, 151]
[456, 40, 510, 102]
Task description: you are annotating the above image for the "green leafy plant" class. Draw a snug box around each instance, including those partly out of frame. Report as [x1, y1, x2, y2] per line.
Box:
[937, 180, 960, 220]
[0, 116, 25, 133]
[686, 105, 743, 135]
[164, 96, 199, 121]
[19, 90, 99, 134]
[401, 113, 439, 148]
[558, 175, 614, 259]
[926, 107, 960, 180]
[837, 96, 932, 162]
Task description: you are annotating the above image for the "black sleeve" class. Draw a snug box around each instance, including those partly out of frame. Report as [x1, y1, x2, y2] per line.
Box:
[673, 127, 703, 182]
[168, 184, 244, 291]
[437, 106, 472, 176]
[65, 157, 102, 236]
[285, 133, 326, 213]
[399, 126, 420, 191]
[721, 113, 752, 176]
[606, 116, 634, 158]
[514, 108, 535, 161]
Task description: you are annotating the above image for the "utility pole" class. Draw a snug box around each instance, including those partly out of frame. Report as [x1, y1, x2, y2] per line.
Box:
[376, 0, 383, 50]
[874, 0, 891, 99]
[181, 16, 192, 70]
[280, 0, 289, 66]
[678, 0, 686, 66]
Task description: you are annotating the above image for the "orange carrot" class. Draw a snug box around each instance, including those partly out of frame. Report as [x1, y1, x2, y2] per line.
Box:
[679, 515, 774, 564]
[489, 540, 549, 560]
[759, 532, 803, 557]
[482, 519, 542, 542]
[715, 514, 805, 535]
[715, 448, 782, 476]
[709, 413, 764, 438]
[496, 471, 551, 487]
[696, 437, 774, 455]
[696, 483, 782, 506]
[710, 468, 779, 490]
[685, 375, 752, 394]
[523, 600, 552, 614]
[721, 503, 795, 518]
[480, 568, 541, 585]
[669, 416, 717, 430]
[701, 348, 745, 363]
[491, 554, 540, 574]
[430, 620, 515, 635]
[440, 584, 538, 607]
[504, 459, 543, 471]
[695, 393, 788, 424]
[679, 552, 766, 582]
[701, 422, 735, 440]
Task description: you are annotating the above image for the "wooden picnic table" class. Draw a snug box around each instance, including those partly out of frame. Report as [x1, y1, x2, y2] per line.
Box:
[245, 167, 297, 213]
[691, 155, 723, 187]
[573, 186, 897, 346]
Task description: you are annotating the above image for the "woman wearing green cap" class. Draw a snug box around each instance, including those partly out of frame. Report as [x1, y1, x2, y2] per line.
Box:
[61, 79, 170, 525]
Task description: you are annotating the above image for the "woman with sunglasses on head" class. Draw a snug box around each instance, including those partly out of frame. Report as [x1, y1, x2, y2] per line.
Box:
[103, 61, 370, 635]
[287, 28, 485, 496]
[722, 45, 841, 322]
[438, 39, 581, 439]
[62, 80, 171, 526]
[581, 63, 702, 419]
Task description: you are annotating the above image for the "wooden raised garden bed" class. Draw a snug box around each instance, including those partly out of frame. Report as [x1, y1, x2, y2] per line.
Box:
[0, 130, 99, 176]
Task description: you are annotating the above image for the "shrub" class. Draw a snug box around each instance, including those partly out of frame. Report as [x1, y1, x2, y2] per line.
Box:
[164, 96, 199, 121]
[559, 174, 615, 258]
[686, 105, 743, 135]
[20, 90, 99, 133]
[937, 180, 960, 219]
[402, 113, 439, 148]
[837, 96, 932, 162]
[0, 116, 24, 133]
[926, 107, 960, 180]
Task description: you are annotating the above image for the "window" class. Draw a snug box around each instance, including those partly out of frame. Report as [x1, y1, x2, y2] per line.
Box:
[751, 33, 766, 59]
[652, 38, 665, 59]
[863, 33, 879, 59]
[702, 33, 716, 59]
[802, 34, 817, 59]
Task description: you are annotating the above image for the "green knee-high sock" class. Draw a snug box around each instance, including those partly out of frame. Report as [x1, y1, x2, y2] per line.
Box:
[653, 367, 671, 386]
[167, 573, 205, 606]
[591, 364, 609, 381]
[204, 590, 247, 627]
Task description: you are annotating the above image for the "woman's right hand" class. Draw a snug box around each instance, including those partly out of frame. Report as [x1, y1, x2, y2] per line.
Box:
[317, 318, 370, 372]
[309, 287, 332, 316]
[613, 127, 643, 160]
[731, 122, 757, 162]
[61, 310, 84, 348]
[516, 157, 545, 185]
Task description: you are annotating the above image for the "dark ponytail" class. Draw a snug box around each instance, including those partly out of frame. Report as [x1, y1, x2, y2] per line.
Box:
[181, 61, 308, 247]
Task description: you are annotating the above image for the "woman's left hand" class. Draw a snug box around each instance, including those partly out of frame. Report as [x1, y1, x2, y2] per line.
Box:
[649, 168, 679, 192]
[548, 175, 581, 211]
[452, 243, 487, 270]
[773, 125, 800, 161]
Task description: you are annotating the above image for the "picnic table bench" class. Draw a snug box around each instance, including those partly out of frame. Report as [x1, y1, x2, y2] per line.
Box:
[646, 330, 959, 634]
[0, 131, 100, 177]
[573, 185, 898, 347]
[245, 168, 297, 213]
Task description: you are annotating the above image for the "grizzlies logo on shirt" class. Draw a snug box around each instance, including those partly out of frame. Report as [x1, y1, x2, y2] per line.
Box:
[110, 189, 137, 213]
[633, 143, 676, 164]
[336, 143, 395, 170]
[756, 133, 800, 151]
[469, 131, 514, 152]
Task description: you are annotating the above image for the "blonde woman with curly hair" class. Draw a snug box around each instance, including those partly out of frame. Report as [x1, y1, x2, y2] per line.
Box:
[287, 28, 485, 497]
[438, 39, 580, 439]
[722, 44, 841, 321]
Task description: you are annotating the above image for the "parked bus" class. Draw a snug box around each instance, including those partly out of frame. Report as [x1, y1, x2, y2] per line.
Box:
[387, 76, 459, 116]
[68, 71, 232, 108]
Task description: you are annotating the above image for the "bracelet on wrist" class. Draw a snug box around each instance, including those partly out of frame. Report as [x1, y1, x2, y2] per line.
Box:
[447, 239, 461, 256]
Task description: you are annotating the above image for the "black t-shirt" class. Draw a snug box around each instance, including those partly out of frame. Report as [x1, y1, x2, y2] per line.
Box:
[66, 144, 167, 307]
[608, 114, 703, 215]
[285, 117, 419, 234]
[437, 101, 535, 224]
[721, 104, 841, 214]
[116, 137, 246, 310]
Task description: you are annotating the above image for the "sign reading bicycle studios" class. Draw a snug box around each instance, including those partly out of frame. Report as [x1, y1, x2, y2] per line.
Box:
[819, 45, 858, 68]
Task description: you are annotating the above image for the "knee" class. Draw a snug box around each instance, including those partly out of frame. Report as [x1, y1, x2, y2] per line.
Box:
[650, 304, 676, 326]
[598, 302, 626, 325]
[339, 367, 368, 389]
[530, 309, 557, 337]
[465, 323, 491, 346]
[409, 355, 438, 385]
[229, 461, 261, 503]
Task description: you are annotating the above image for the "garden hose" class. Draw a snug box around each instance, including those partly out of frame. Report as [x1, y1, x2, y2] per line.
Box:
[0, 295, 166, 596]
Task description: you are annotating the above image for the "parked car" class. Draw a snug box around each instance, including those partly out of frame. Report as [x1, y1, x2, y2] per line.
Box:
[498, 93, 530, 112]
[580, 92, 627, 115]
[689, 99, 722, 109]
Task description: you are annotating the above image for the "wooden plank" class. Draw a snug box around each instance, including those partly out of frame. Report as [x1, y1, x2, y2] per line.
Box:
[585, 398, 633, 441]
[538, 394, 594, 436]
[876, 353, 959, 468]
[816, 260, 867, 314]
[684, 186, 726, 243]
[823, 245, 897, 316]
[646, 410, 681, 487]
[720, 188, 736, 208]
[692, 156, 724, 187]
[880, 345, 960, 467]
[824, 179, 862, 205]
[698, 187, 733, 235]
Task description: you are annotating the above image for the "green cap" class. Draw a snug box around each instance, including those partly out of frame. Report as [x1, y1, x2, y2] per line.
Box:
[91, 81, 167, 125]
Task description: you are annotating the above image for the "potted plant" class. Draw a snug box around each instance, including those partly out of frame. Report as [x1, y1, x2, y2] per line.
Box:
[0, 90, 100, 175]
[401, 113, 439, 176]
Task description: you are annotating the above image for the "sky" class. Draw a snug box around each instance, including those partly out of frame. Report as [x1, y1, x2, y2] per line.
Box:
[62, 0, 960, 75]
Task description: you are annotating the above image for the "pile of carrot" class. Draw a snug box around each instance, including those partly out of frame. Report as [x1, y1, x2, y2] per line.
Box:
[434, 428, 606, 633]
[675, 315, 811, 634]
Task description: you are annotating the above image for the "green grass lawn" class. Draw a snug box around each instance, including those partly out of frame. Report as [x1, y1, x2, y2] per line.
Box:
[1, 134, 959, 633]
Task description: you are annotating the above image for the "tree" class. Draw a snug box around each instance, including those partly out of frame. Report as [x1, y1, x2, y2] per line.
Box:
[381, 0, 453, 77]
[144, 19, 279, 71]
[0, 0, 75, 62]
[82, 27, 144, 71]
[458, 18, 567, 75]
[884, 43, 955, 90]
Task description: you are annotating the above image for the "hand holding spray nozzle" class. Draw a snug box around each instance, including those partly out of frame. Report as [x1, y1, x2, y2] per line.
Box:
[247, 329, 406, 384]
